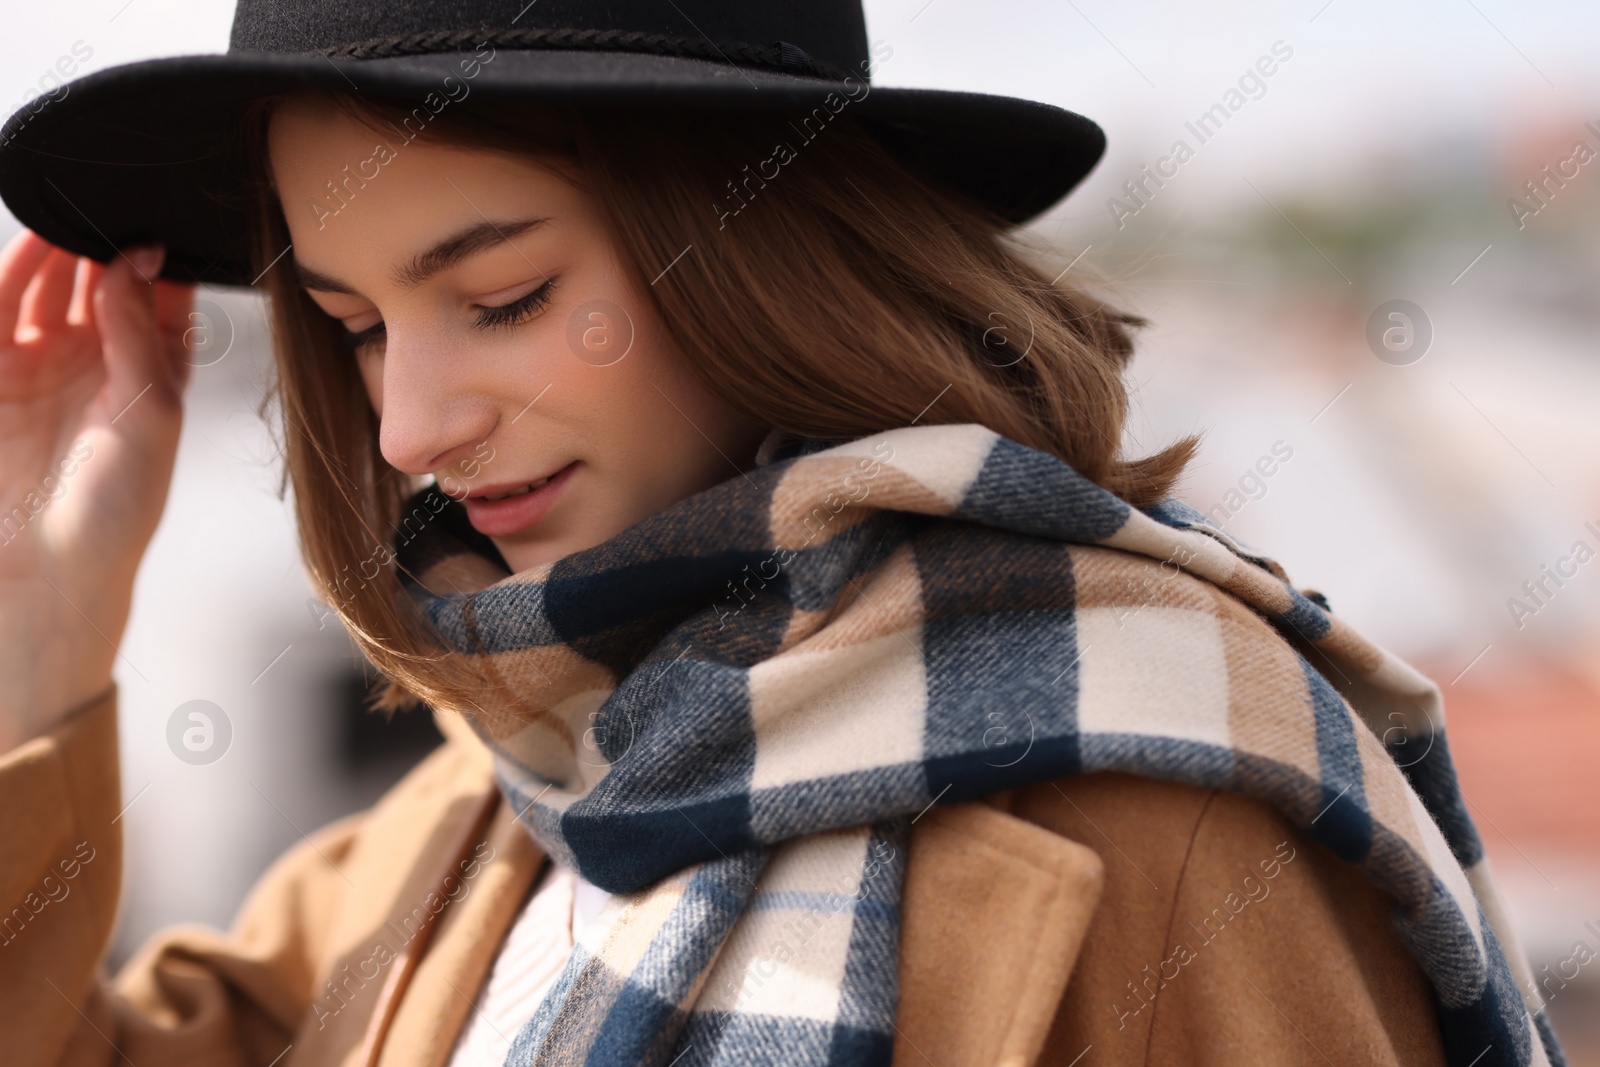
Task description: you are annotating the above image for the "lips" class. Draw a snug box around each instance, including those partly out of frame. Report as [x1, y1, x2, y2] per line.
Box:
[460, 461, 580, 538]
[467, 464, 569, 502]
[479, 474, 553, 501]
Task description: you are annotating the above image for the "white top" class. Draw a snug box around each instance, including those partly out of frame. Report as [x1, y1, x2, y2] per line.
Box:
[444, 860, 614, 1066]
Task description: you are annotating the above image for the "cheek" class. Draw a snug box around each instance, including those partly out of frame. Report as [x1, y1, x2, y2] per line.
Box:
[601, 330, 743, 485]
[601, 320, 699, 428]
[542, 254, 740, 478]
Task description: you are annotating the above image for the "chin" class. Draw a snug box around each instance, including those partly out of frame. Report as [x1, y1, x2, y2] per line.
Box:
[495, 526, 603, 573]
[496, 541, 563, 574]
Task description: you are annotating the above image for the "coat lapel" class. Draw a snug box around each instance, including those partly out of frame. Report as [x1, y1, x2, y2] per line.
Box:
[333, 714, 1105, 1067]
[894, 801, 1105, 1067]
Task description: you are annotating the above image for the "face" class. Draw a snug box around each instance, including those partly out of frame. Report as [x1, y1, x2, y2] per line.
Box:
[267, 99, 771, 574]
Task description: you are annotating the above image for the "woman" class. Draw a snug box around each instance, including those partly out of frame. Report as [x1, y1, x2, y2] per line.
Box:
[0, 2, 1567, 1065]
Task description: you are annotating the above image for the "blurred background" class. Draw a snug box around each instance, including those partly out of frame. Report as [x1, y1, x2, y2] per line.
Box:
[4, 0, 1599, 1058]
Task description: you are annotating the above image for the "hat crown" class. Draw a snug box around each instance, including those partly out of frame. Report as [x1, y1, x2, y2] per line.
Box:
[228, 0, 871, 76]
[0, 0, 1101, 287]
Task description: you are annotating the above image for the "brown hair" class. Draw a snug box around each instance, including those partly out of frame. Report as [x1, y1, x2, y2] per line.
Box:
[234, 87, 1201, 715]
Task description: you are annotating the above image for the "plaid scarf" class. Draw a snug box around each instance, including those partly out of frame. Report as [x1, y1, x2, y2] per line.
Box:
[393, 422, 1566, 1067]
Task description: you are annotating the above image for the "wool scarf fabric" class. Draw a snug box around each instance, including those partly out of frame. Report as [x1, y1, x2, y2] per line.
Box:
[393, 422, 1565, 1067]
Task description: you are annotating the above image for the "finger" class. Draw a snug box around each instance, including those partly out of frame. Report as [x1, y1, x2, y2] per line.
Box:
[153, 280, 199, 393]
[0, 230, 56, 342]
[17, 247, 78, 336]
[67, 257, 104, 327]
[152, 279, 198, 338]
[93, 244, 179, 416]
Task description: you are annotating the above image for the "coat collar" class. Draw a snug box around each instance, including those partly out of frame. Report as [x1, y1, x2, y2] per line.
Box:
[312, 713, 1106, 1067]
[893, 800, 1105, 1066]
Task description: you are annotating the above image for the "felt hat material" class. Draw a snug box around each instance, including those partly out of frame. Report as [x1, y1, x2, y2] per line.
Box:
[0, 0, 1107, 286]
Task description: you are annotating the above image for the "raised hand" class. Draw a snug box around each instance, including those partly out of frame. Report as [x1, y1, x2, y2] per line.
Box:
[0, 229, 198, 751]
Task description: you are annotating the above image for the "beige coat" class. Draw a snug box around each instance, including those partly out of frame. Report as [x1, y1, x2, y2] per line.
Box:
[3, 683, 1448, 1066]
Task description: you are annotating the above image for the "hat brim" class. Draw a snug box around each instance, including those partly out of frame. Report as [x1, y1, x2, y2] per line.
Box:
[0, 49, 1105, 287]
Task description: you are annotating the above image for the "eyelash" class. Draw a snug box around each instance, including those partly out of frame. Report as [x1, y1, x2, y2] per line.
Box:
[340, 277, 559, 351]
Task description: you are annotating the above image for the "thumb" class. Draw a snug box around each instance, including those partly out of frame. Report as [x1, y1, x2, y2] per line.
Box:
[93, 244, 183, 422]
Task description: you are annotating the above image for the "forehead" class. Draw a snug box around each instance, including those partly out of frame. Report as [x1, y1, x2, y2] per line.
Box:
[266, 101, 568, 197]
[266, 102, 585, 286]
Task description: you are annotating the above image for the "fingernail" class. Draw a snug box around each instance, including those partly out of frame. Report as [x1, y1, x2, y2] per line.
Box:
[127, 244, 165, 280]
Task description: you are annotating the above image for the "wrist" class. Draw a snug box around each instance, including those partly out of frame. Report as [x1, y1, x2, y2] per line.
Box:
[0, 581, 129, 754]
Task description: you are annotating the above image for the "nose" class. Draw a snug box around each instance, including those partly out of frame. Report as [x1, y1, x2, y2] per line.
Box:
[371, 328, 498, 478]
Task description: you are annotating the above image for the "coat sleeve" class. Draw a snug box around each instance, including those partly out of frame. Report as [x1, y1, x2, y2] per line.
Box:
[1006, 771, 1451, 1067]
[0, 683, 361, 1066]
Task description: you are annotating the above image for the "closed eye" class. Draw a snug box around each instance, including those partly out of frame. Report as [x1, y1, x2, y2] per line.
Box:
[343, 319, 385, 352]
[339, 277, 560, 353]
[472, 277, 558, 330]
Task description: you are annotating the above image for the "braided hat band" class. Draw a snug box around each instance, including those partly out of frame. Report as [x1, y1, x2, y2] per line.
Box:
[311, 27, 856, 82]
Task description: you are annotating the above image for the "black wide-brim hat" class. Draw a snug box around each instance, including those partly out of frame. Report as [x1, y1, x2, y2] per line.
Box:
[0, 0, 1105, 288]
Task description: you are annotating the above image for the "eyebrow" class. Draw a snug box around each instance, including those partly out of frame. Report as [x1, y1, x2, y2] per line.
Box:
[294, 216, 551, 294]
